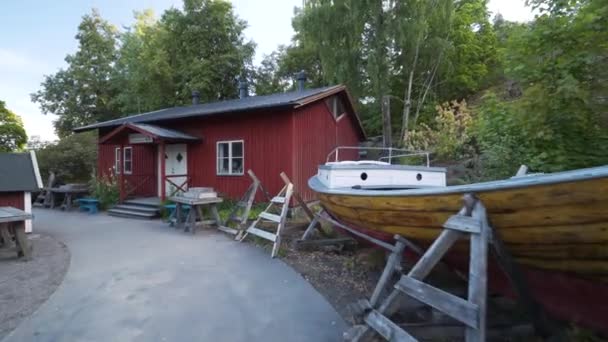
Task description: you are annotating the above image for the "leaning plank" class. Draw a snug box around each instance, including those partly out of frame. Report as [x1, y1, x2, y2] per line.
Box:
[280, 172, 314, 221]
[247, 227, 277, 242]
[295, 237, 356, 250]
[259, 212, 281, 223]
[408, 229, 462, 280]
[364, 310, 417, 342]
[395, 276, 479, 329]
[370, 236, 407, 306]
[217, 225, 239, 235]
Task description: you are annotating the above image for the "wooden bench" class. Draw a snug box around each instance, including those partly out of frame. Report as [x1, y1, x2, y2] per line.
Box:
[0, 207, 33, 260]
[77, 198, 99, 214]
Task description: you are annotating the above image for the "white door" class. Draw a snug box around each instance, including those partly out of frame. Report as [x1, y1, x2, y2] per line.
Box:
[165, 144, 188, 196]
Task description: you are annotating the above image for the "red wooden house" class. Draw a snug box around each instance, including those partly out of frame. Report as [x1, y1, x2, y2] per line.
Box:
[74, 79, 365, 210]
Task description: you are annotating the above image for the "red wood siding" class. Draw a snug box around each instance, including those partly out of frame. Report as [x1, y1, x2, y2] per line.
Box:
[164, 110, 294, 201]
[292, 101, 363, 202]
[0, 192, 25, 210]
[98, 143, 157, 197]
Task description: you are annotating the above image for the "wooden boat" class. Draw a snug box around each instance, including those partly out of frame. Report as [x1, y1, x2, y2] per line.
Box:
[309, 160, 608, 334]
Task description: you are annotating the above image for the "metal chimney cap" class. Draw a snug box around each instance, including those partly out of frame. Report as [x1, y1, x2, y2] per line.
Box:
[191, 90, 201, 105]
[296, 70, 307, 81]
[296, 70, 307, 91]
[238, 75, 249, 99]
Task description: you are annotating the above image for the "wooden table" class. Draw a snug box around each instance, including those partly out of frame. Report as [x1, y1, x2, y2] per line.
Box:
[50, 188, 89, 210]
[0, 207, 33, 260]
[169, 196, 223, 234]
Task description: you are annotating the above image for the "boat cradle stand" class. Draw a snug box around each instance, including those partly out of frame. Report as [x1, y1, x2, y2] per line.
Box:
[300, 194, 554, 341]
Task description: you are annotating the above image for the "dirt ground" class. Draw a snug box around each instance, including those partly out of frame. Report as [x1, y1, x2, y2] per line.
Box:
[264, 226, 555, 341]
[0, 233, 70, 340]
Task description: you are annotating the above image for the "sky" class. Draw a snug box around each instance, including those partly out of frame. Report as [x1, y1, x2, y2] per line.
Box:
[0, 0, 534, 142]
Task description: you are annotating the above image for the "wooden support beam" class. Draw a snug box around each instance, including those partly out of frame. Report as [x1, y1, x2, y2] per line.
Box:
[280, 172, 314, 222]
[160, 142, 166, 201]
[119, 144, 125, 203]
[364, 310, 417, 342]
[370, 235, 407, 307]
[465, 201, 489, 342]
[395, 276, 479, 329]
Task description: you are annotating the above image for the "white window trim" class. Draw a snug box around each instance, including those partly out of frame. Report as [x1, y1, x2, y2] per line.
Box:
[123, 146, 133, 175]
[216, 140, 244, 176]
[115, 147, 121, 174]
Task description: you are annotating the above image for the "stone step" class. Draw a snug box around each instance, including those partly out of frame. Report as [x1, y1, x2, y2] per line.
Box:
[113, 204, 159, 214]
[108, 208, 157, 219]
[123, 199, 160, 209]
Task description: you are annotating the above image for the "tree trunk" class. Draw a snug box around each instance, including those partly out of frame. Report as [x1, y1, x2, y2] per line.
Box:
[382, 95, 392, 148]
[401, 70, 414, 144]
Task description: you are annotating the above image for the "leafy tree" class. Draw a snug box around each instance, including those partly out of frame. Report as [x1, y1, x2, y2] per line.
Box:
[159, 0, 255, 105]
[475, 0, 608, 176]
[113, 10, 175, 114]
[254, 49, 290, 95]
[442, 0, 497, 99]
[31, 9, 120, 137]
[35, 131, 97, 183]
[0, 100, 27, 152]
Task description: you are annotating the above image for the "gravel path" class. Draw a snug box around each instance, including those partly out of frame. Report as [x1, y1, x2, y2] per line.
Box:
[0, 233, 70, 340]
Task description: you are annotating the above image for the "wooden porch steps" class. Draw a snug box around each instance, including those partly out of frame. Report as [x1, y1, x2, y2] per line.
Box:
[108, 198, 160, 220]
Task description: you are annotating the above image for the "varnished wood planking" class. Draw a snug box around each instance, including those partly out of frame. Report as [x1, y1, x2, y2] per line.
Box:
[321, 178, 608, 212]
[324, 199, 608, 230]
[319, 177, 608, 276]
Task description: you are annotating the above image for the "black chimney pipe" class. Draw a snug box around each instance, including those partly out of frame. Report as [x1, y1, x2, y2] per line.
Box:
[296, 70, 307, 91]
[192, 91, 200, 105]
[238, 76, 248, 99]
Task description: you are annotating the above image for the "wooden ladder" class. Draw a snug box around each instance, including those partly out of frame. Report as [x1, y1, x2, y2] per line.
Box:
[239, 179, 294, 258]
[346, 194, 490, 342]
[218, 170, 261, 236]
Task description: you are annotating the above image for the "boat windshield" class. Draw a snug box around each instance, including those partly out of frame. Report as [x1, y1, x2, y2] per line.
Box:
[326, 146, 430, 167]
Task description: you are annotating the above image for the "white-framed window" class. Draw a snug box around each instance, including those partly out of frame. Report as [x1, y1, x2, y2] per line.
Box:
[123, 147, 133, 174]
[114, 147, 121, 174]
[217, 140, 244, 175]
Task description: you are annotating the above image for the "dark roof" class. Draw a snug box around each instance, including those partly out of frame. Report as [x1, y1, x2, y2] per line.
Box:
[0, 152, 42, 192]
[130, 124, 199, 141]
[74, 85, 347, 132]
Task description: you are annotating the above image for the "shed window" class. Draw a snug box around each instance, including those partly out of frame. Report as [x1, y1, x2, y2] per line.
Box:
[114, 148, 121, 174]
[325, 95, 346, 119]
[217, 140, 244, 175]
[123, 147, 133, 174]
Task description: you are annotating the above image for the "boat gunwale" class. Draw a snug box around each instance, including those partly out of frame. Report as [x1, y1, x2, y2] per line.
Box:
[309, 165, 608, 197]
[319, 163, 448, 172]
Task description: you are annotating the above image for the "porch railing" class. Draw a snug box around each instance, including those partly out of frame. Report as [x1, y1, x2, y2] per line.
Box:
[165, 174, 191, 198]
[121, 173, 156, 201]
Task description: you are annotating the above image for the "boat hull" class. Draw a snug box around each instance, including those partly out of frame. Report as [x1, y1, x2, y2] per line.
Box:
[310, 166, 608, 334]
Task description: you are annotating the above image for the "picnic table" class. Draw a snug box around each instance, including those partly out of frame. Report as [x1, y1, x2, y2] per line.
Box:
[0, 207, 33, 260]
[49, 185, 89, 210]
[169, 196, 223, 234]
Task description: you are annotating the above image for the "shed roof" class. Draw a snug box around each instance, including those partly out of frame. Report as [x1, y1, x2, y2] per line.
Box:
[0, 152, 43, 192]
[99, 123, 200, 144]
[130, 123, 199, 141]
[74, 85, 359, 133]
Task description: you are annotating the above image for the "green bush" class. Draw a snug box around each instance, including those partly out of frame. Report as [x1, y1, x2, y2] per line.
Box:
[404, 100, 476, 162]
[90, 173, 119, 210]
